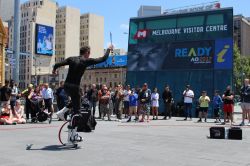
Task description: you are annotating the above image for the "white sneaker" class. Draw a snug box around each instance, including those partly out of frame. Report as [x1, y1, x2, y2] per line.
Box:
[70, 134, 83, 142]
[56, 107, 69, 121]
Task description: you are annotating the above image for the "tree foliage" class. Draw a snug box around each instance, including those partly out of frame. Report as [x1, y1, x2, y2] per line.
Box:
[233, 44, 250, 93]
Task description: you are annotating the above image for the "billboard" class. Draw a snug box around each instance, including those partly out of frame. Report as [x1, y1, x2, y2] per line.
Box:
[127, 8, 233, 114]
[35, 24, 54, 56]
[92, 55, 127, 68]
[128, 8, 233, 71]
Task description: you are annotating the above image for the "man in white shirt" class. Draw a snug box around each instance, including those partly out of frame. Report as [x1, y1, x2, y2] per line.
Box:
[183, 85, 194, 120]
[42, 83, 54, 123]
[123, 85, 131, 118]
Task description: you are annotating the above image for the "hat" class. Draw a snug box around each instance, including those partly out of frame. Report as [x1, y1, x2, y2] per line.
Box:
[28, 84, 33, 88]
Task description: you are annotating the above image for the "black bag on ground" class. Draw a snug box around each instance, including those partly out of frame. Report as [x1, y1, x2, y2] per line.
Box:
[36, 111, 48, 122]
[210, 127, 225, 139]
[75, 110, 97, 132]
[228, 127, 242, 140]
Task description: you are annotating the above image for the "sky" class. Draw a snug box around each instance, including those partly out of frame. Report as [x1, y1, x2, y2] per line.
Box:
[21, 0, 250, 51]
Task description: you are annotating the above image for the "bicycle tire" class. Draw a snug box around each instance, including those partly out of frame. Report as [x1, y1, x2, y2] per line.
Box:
[58, 121, 69, 145]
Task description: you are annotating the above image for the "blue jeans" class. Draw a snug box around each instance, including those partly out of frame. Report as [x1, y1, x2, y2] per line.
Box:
[184, 103, 192, 118]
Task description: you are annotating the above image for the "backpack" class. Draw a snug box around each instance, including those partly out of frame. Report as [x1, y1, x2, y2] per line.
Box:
[74, 109, 97, 132]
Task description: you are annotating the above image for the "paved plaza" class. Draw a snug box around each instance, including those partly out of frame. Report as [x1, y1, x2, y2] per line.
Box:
[0, 115, 250, 166]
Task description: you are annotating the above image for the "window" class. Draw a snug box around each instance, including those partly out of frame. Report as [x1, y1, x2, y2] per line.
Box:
[114, 74, 117, 78]
[96, 78, 98, 82]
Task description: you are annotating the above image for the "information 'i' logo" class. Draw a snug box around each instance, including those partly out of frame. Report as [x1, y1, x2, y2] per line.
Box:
[217, 45, 230, 63]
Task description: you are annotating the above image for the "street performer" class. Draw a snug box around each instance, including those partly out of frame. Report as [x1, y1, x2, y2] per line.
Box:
[52, 45, 113, 143]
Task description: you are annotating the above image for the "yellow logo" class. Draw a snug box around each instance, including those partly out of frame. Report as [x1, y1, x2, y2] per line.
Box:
[217, 45, 230, 63]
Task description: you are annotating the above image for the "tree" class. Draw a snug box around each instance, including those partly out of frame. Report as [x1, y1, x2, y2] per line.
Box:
[233, 44, 250, 94]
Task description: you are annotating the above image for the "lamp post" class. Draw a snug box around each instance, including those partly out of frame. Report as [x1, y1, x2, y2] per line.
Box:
[13, 0, 20, 84]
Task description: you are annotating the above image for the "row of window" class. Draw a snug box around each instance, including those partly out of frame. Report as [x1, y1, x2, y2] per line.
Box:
[21, 1, 43, 9]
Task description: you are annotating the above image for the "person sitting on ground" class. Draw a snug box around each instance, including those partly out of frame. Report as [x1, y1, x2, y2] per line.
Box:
[0, 102, 15, 125]
[12, 100, 26, 124]
[197, 91, 210, 123]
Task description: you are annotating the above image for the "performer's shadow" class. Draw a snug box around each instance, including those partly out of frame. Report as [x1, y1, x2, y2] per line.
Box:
[28, 145, 81, 151]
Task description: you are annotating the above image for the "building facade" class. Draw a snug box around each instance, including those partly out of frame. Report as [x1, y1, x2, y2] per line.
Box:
[8, 0, 57, 88]
[81, 67, 127, 90]
[0, 0, 15, 22]
[0, 18, 7, 84]
[137, 6, 162, 17]
[234, 15, 250, 56]
[80, 13, 104, 59]
[56, 6, 80, 82]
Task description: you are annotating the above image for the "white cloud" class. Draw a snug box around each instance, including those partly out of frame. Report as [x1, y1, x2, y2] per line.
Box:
[120, 24, 129, 30]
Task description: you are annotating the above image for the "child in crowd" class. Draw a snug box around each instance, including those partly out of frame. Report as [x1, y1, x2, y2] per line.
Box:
[198, 91, 210, 122]
[13, 100, 26, 124]
[0, 102, 15, 125]
[127, 89, 138, 122]
[213, 90, 223, 123]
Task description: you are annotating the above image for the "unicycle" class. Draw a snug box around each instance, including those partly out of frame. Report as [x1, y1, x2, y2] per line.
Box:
[58, 114, 83, 149]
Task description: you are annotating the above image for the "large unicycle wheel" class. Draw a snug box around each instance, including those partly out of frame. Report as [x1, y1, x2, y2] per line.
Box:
[58, 121, 69, 145]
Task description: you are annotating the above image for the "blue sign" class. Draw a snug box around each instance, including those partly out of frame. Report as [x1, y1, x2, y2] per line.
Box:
[214, 38, 233, 69]
[35, 24, 54, 56]
[93, 55, 127, 68]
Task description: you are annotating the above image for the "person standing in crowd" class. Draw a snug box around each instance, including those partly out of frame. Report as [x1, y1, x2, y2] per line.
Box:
[138, 83, 151, 122]
[213, 90, 223, 123]
[151, 87, 159, 120]
[197, 91, 210, 122]
[87, 84, 98, 117]
[162, 85, 173, 120]
[183, 85, 194, 120]
[114, 85, 124, 120]
[28, 86, 43, 122]
[127, 89, 138, 122]
[98, 85, 111, 121]
[123, 85, 131, 118]
[222, 85, 234, 125]
[42, 83, 54, 124]
[0, 80, 12, 105]
[21, 84, 34, 121]
[240, 79, 250, 126]
[9, 80, 19, 117]
[55, 81, 68, 116]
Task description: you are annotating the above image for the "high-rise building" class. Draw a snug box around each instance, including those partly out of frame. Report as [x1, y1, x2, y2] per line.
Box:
[56, 6, 80, 82]
[234, 15, 250, 56]
[80, 13, 104, 58]
[0, 0, 15, 22]
[8, 0, 57, 88]
[137, 5, 162, 17]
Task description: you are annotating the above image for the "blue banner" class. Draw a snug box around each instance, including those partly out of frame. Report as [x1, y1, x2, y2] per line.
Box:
[93, 55, 127, 68]
[214, 38, 233, 69]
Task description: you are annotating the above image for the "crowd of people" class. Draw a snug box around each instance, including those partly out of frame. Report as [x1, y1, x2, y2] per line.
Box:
[0, 80, 54, 124]
[0, 78, 250, 126]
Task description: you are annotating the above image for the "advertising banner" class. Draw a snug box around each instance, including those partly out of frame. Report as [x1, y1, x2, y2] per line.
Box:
[92, 55, 127, 68]
[35, 24, 54, 56]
